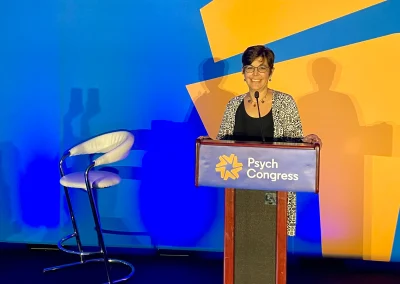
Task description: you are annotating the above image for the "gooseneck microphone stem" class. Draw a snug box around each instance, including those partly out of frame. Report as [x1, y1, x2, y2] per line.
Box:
[254, 91, 265, 142]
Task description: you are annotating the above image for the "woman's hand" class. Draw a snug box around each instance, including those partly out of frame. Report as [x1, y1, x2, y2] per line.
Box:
[303, 134, 322, 147]
[198, 135, 211, 140]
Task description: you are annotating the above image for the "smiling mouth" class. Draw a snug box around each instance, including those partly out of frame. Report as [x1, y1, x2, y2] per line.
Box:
[251, 79, 261, 82]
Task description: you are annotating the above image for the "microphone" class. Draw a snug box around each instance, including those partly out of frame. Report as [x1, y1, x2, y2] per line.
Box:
[254, 91, 265, 142]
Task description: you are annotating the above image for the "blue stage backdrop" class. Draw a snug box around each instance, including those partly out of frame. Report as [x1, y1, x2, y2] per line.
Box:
[1, 0, 399, 261]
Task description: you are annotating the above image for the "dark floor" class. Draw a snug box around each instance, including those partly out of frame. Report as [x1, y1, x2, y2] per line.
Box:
[1, 246, 400, 284]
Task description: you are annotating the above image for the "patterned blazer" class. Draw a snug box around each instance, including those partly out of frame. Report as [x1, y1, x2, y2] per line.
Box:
[216, 89, 304, 236]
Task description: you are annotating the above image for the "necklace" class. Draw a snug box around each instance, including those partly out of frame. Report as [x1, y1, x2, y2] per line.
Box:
[247, 92, 270, 107]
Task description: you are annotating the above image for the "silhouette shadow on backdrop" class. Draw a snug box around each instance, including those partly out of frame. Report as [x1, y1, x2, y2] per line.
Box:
[297, 57, 393, 256]
[137, 111, 220, 248]
[60, 87, 121, 246]
[0, 142, 22, 241]
[3, 60, 230, 250]
[136, 58, 230, 248]
[193, 57, 237, 138]
[19, 152, 60, 230]
[0, 142, 59, 243]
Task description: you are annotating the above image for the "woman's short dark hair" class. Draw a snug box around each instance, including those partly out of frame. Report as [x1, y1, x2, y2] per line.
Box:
[242, 45, 275, 70]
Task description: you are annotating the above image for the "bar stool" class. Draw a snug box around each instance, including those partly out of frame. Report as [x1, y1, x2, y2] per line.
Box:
[43, 130, 135, 283]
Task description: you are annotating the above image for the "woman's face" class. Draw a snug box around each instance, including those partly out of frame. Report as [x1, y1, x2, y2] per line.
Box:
[243, 56, 273, 92]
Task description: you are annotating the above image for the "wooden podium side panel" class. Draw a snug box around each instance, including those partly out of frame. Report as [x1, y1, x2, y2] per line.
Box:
[224, 188, 235, 284]
[276, 191, 288, 284]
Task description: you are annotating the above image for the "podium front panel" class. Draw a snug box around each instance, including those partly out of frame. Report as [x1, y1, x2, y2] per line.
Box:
[234, 189, 278, 284]
[197, 142, 318, 193]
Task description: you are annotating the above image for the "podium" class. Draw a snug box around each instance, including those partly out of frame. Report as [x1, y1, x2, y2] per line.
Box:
[195, 137, 320, 284]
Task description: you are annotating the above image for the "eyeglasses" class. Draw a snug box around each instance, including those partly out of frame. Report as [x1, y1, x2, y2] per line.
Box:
[243, 65, 269, 73]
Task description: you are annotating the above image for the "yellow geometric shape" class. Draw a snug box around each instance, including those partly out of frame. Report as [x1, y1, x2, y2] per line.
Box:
[200, 0, 385, 61]
[215, 165, 226, 179]
[216, 156, 228, 168]
[224, 170, 236, 181]
[215, 154, 243, 180]
[224, 154, 234, 164]
[230, 168, 241, 180]
[231, 155, 242, 169]
[186, 74, 245, 139]
[188, 33, 400, 260]
[364, 156, 400, 261]
[392, 125, 400, 158]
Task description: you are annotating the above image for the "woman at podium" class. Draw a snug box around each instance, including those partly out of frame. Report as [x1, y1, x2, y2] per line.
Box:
[216, 45, 321, 237]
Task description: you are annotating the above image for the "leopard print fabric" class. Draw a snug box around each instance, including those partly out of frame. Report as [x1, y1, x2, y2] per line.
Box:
[216, 90, 304, 236]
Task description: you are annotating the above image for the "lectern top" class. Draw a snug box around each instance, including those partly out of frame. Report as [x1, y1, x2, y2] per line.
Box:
[196, 136, 319, 150]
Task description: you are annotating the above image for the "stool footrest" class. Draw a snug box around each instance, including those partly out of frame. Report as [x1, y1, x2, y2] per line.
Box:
[43, 258, 135, 283]
[58, 233, 102, 256]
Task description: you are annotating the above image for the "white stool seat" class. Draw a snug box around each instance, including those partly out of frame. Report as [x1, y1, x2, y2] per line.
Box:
[60, 171, 121, 190]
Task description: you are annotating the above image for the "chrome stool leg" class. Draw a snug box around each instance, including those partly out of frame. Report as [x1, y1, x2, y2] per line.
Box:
[86, 177, 112, 283]
[62, 186, 85, 261]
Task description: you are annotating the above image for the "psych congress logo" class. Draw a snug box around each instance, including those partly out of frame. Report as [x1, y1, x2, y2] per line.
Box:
[216, 155, 300, 182]
[215, 154, 243, 180]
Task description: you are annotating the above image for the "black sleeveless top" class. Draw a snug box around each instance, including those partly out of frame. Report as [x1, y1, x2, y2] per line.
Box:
[232, 101, 274, 142]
